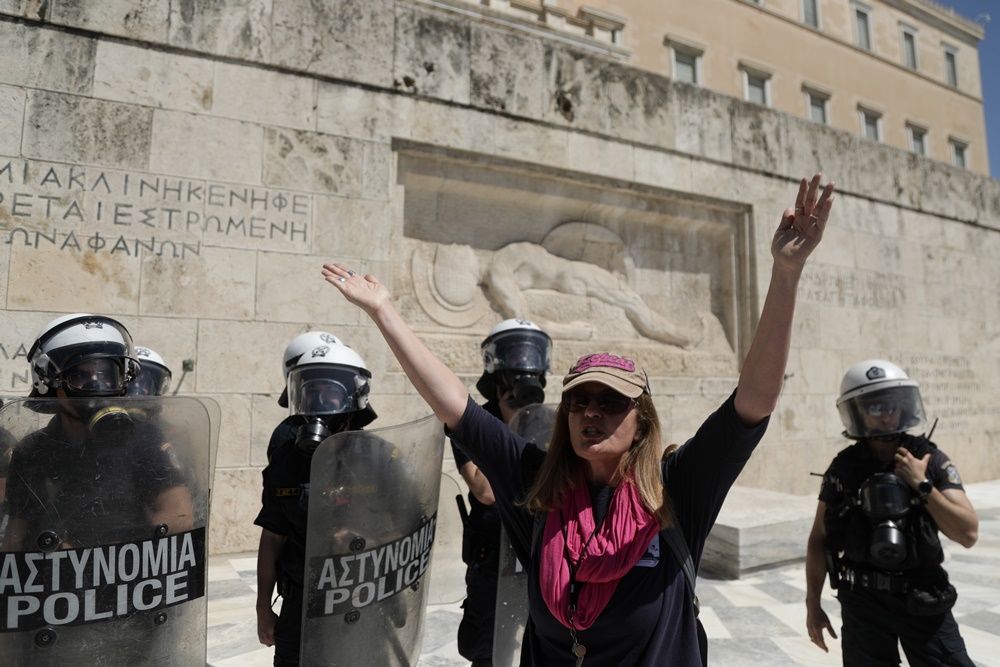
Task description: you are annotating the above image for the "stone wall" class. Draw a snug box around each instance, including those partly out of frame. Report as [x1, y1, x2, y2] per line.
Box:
[1, 0, 997, 555]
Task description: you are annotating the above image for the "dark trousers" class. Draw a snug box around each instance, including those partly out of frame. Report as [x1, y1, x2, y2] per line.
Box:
[274, 581, 304, 667]
[457, 548, 500, 664]
[839, 587, 975, 667]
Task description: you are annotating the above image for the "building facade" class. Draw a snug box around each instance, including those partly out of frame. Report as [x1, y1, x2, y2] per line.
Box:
[0, 0, 997, 561]
[454, 0, 989, 173]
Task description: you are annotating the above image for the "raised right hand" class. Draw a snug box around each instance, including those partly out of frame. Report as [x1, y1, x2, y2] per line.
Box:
[322, 263, 392, 316]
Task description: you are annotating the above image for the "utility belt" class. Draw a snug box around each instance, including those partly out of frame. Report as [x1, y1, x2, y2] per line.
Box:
[841, 566, 911, 594]
[840, 564, 958, 615]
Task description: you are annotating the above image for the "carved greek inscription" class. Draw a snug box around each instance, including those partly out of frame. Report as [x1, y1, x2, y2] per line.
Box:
[0, 342, 32, 391]
[889, 353, 999, 431]
[0, 158, 311, 258]
[799, 267, 905, 309]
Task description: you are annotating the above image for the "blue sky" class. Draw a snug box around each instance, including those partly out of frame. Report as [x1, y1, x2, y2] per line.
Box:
[942, 1, 997, 176]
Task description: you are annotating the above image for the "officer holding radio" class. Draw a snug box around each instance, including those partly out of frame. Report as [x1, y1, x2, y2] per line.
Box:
[806, 360, 979, 666]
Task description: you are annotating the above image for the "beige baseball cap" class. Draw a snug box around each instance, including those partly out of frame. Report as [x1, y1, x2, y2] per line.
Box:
[562, 352, 650, 398]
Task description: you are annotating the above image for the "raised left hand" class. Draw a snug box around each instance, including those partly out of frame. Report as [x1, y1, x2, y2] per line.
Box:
[772, 173, 835, 272]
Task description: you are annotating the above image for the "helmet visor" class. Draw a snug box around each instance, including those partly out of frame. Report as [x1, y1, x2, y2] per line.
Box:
[838, 385, 926, 439]
[483, 331, 552, 374]
[126, 364, 172, 396]
[287, 366, 369, 417]
[61, 358, 129, 396]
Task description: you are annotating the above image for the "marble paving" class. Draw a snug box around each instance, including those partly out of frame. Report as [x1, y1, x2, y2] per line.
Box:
[207, 481, 1000, 667]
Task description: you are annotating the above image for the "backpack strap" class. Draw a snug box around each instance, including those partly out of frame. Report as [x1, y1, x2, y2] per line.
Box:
[661, 459, 699, 616]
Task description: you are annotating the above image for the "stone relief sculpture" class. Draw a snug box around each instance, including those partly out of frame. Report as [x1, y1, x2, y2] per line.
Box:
[411, 223, 703, 348]
[481, 242, 698, 347]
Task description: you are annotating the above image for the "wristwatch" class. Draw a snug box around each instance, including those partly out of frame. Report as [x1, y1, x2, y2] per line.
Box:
[916, 478, 933, 502]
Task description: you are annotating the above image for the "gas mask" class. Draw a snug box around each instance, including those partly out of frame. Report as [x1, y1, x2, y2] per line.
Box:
[500, 371, 545, 408]
[295, 414, 350, 456]
[859, 473, 915, 568]
[56, 375, 134, 442]
[85, 403, 135, 442]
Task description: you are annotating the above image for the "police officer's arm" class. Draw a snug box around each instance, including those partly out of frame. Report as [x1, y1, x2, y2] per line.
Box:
[256, 528, 287, 647]
[150, 485, 195, 533]
[458, 461, 495, 505]
[734, 174, 834, 425]
[805, 501, 837, 652]
[322, 264, 469, 431]
[894, 448, 978, 548]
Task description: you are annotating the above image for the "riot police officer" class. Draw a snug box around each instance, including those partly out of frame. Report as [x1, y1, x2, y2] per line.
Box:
[3, 314, 193, 550]
[254, 332, 377, 667]
[126, 346, 173, 396]
[806, 360, 979, 666]
[453, 319, 552, 667]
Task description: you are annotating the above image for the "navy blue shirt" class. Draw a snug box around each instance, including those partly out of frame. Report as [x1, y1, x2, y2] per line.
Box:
[449, 390, 768, 667]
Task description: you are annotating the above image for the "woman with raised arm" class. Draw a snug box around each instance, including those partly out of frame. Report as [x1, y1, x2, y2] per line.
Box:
[322, 174, 834, 667]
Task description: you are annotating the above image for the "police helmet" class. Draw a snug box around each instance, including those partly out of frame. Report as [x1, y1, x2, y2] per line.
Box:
[283, 333, 377, 428]
[127, 346, 173, 396]
[475, 319, 552, 402]
[278, 331, 344, 407]
[836, 359, 926, 439]
[28, 313, 139, 398]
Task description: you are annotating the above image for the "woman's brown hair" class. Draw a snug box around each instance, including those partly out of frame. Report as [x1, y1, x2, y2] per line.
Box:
[523, 392, 673, 527]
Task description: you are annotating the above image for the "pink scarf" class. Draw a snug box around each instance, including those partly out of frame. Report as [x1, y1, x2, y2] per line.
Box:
[539, 478, 660, 630]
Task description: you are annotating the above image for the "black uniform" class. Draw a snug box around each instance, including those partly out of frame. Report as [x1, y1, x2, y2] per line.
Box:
[266, 417, 301, 463]
[255, 427, 311, 667]
[819, 434, 974, 667]
[5, 415, 185, 546]
[451, 400, 504, 664]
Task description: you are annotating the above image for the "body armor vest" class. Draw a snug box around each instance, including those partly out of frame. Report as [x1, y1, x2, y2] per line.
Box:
[822, 434, 944, 573]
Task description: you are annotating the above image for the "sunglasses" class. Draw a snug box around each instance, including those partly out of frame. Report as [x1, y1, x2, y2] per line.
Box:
[562, 390, 635, 415]
[863, 402, 899, 417]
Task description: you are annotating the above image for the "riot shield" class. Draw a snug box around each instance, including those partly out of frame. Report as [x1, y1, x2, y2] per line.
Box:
[301, 414, 444, 667]
[493, 403, 556, 667]
[0, 396, 216, 667]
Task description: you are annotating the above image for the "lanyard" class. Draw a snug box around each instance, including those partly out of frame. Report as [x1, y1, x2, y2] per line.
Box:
[560, 486, 615, 666]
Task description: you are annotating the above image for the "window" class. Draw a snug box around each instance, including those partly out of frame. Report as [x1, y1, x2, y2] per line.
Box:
[667, 37, 704, 85]
[853, 2, 872, 51]
[943, 45, 958, 88]
[805, 88, 830, 124]
[908, 124, 927, 156]
[740, 62, 772, 106]
[746, 73, 768, 105]
[859, 107, 882, 141]
[674, 51, 698, 83]
[901, 24, 919, 70]
[950, 139, 967, 168]
[802, 0, 820, 28]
